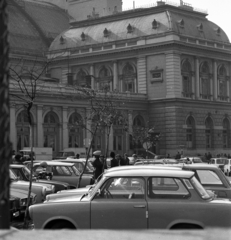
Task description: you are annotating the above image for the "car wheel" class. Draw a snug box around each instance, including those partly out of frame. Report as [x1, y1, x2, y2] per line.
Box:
[50, 221, 75, 229]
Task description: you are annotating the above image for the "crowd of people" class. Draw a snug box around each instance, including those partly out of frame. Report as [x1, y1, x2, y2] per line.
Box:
[91, 150, 133, 181]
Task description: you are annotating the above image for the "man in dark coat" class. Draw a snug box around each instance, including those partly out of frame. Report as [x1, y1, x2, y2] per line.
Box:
[123, 153, 130, 165]
[92, 150, 103, 181]
[110, 151, 119, 168]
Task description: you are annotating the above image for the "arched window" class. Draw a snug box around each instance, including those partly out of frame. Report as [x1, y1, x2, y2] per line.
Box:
[113, 115, 126, 154]
[68, 113, 83, 148]
[97, 66, 112, 91]
[121, 63, 136, 93]
[223, 118, 230, 148]
[43, 111, 59, 154]
[200, 62, 211, 100]
[186, 116, 195, 149]
[91, 115, 105, 153]
[218, 65, 228, 101]
[182, 60, 193, 98]
[205, 117, 213, 149]
[16, 110, 33, 151]
[75, 69, 89, 87]
[132, 115, 145, 151]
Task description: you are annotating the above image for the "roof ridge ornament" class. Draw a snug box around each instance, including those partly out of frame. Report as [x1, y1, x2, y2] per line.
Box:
[103, 28, 110, 38]
[177, 19, 184, 28]
[81, 32, 86, 41]
[127, 24, 133, 34]
[152, 19, 159, 30]
[59, 35, 65, 45]
[197, 23, 203, 32]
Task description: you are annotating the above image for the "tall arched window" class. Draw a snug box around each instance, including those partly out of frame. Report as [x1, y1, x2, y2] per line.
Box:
[200, 62, 211, 100]
[75, 69, 89, 87]
[186, 116, 195, 149]
[113, 115, 126, 154]
[223, 118, 230, 148]
[121, 63, 136, 93]
[97, 66, 112, 91]
[218, 65, 228, 101]
[16, 110, 33, 151]
[68, 113, 83, 148]
[43, 111, 59, 154]
[205, 116, 213, 149]
[131, 115, 145, 151]
[91, 115, 105, 153]
[181, 60, 193, 98]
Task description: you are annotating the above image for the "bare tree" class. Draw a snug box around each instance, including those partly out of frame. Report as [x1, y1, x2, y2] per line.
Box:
[0, 0, 11, 229]
[9, 57, 50, 228]
[71, 86, 127, 187]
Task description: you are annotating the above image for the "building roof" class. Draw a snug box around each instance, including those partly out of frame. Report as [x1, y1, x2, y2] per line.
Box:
[49, 4, 230, 52]
[7, 0, 70, 56]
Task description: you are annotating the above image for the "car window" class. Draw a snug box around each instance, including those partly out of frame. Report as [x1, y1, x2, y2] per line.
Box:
[192, 158, 202, 163]
[11, 168, 24, 180]
[196, 170, 223, 185]
[211, 159, 215, 164]
[54, 166, 71, 176]
[148, 177, 189, 199]
[68, 166, 80, 176]
[95, 177, 145, 199]
[22, 167, 30, 180]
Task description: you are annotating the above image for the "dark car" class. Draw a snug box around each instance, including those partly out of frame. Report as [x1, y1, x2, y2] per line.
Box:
[11, 164, 70, 193]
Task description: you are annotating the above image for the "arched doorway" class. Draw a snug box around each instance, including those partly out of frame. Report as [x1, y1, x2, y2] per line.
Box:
[43, 111, 59, 155]
[16, 110, 34, 151]
[68, 112, 84, 148]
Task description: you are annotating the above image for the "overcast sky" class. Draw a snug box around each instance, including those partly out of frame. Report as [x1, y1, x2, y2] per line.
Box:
[122, 0, 231, 42]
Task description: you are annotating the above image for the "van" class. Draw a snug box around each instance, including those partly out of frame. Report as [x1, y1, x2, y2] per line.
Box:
[210, 158, 228, 173]
[55, 147, 91, 159]
[21, 147, 53, 160]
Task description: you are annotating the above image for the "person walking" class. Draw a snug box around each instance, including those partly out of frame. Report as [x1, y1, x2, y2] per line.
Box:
[92, 150, 103, 181]
[123, 153, 130, 165]
[110, 151, 119, 168]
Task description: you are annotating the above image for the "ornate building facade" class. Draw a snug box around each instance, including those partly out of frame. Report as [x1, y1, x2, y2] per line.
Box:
[8, 0, 231, 157]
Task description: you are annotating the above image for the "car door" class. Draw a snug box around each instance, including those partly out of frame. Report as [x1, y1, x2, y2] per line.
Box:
[147, 177, 195, 229]
[91, 177, 147, 229]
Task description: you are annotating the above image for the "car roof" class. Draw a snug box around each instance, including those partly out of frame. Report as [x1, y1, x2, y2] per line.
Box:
[53, 159, 86, 163]
[10, 164, 26, 168]
[33, 161, 74, 167]
[104, 168, 194, 178]
[182, 164, 219, 170]
[106, 165, 182, 173]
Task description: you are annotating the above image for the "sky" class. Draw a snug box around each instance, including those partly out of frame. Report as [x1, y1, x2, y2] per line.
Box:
[122, 0, 231, 42]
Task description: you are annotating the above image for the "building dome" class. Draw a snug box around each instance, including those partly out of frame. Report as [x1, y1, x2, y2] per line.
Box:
[8, 0, 70, 56]
[49, 4, 230, 52]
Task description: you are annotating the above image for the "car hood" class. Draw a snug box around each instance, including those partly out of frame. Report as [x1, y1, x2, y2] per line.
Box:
[37, 179, 69, 187]
[58, 185, 92, 194]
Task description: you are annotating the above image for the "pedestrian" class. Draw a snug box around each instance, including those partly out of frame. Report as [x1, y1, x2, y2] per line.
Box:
[207, 152, 212, 162]
[132, 154, 138, 164]
[175, 151, 181, 160]
[123, 153, 130, 165]
[76, 153, 80, 159]
[166, 153, 170, 159]
[99, 154, 108, 171]
[110, 151, 119, 168]
[92, 150, 103, 181]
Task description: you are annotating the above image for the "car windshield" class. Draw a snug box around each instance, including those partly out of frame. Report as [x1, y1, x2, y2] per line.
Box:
[22, 166, 31, 180]
[10, 169, 17, 180]
[217, 159, 227, 164]
[196, 170, 222, 185]
[88, 176, 106, 198]
[190, 176, 211, 200]
[192, 158, 202, 163]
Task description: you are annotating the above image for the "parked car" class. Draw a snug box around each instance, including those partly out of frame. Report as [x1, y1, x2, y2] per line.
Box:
[11, 164, 70, 192]
[10, 188, 36, 216]
[53, 158, 94, 175]
[224, 159, 231, 176]
[30, 161, 94, 188]
[10, 169, 51, 203]
[179, 157, 204, 164]
[135, 159, 178, 165]
[210, 158, 228, 172]
[29, 167, 231, 230]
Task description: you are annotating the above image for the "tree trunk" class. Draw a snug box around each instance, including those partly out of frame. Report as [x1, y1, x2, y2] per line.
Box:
[0, 0, 10, 229]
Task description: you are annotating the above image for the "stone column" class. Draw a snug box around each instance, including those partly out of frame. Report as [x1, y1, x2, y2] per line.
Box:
[165, 51, 181, 98]
[10, 103, 16, 151]
[213, 60, 218, 100]
[113, 61, 118, 90]
[137, 57, 147, 94]
[191, 72, 195, 99]
[90, 65, 95, 89]
[37, 105, 44, 147]
[195, 57, 200, 99]
[62, 107, 68, 149]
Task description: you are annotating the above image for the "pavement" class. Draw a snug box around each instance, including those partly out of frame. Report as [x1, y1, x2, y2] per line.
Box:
[1, 229, 231, 240]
